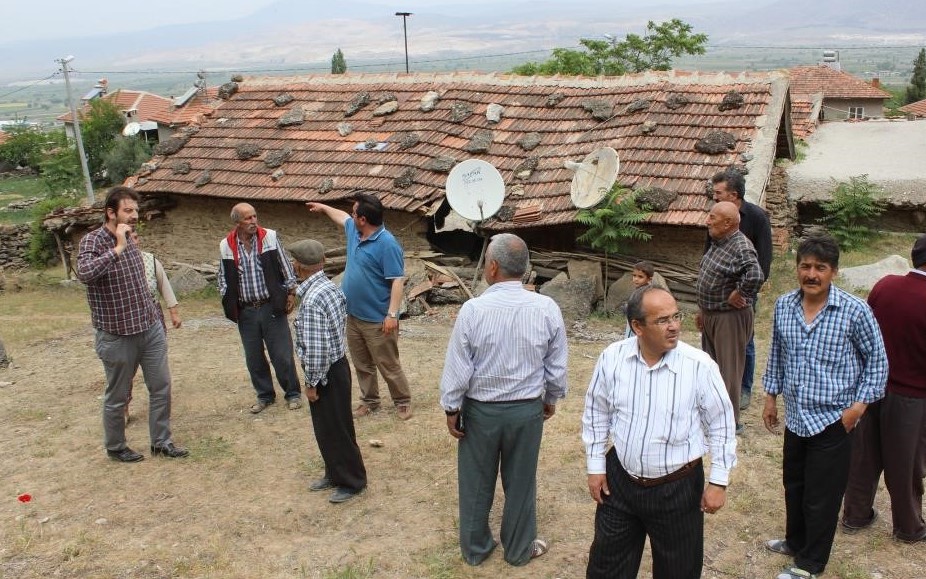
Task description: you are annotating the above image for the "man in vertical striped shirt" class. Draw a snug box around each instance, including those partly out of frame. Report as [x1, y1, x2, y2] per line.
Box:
[583, 286, 736, 579]
[440, 233, 568, 567]
[763, 234, 887, 579]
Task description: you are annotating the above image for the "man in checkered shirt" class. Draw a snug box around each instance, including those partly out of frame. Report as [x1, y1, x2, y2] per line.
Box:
[762, 234, 887, 579]
[77, 187, 188, 463]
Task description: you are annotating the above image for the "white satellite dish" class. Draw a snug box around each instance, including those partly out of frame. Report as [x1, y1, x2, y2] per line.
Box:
[445, 159, 505, 222]
[122, 122, 141, 136]
[567, 147, 620, 208]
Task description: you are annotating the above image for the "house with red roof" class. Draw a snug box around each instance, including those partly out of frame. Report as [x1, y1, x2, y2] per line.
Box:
[126, 70, 794, 280]
[788, 65, 891, 129]
[899, 97, 926, 119]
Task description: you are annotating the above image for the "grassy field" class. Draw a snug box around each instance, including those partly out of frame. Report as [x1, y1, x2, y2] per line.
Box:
[1, 234, 923, 579]
[0, 175, 47, 225]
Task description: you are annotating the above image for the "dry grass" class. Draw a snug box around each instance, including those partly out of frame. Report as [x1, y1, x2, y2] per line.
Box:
[1, 243, 924, 578]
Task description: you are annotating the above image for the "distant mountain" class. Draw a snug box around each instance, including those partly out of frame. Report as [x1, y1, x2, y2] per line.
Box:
[2, 0, 924, 83]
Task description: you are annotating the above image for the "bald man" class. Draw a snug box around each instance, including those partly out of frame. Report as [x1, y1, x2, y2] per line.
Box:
[696, 201, 763, 431]
[218, 203, 303, 413]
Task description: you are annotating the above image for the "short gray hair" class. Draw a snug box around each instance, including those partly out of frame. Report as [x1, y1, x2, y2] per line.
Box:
[625, 285, 670, 324]
[487, 233, 530, 278]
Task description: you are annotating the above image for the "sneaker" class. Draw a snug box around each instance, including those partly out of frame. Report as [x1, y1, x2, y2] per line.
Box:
[530, 538, 548, 560]
[286, 398, 303, 410]
[250, 400, 274, 414]
[776, 566, 816, 579]
[396, 404, 413, 421]
[841, 508, 878, 534]
[353, 404, 376, 418]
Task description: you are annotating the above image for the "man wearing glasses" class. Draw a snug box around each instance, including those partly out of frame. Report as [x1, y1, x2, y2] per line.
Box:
[307, 193, 413, 420]
[583, 285, 737, 578]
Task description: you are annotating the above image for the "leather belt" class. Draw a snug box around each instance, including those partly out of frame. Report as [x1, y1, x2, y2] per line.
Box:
[626, 458, 702, 488]
[239, 298, 270, 308]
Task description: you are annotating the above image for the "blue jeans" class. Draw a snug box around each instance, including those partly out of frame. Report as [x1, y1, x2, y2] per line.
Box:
[742, 298, 759, 399]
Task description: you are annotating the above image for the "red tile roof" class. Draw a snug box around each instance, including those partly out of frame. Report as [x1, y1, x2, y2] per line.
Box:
[57, 88, 219, 127]
[788, 66, 891, 100]
[133, 71, 791, 229]
[899, 97, 926, 118]
[791, 92, 823, 139]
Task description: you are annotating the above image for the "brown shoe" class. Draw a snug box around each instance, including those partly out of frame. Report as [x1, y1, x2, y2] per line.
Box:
[396, 405, 412, 421]
[250, 400, 274, 414]
[353, 404, 376, 418]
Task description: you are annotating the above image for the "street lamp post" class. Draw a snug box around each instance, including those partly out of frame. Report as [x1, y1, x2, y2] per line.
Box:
[57, 56, 95, 205]
[395, 12, 412, 74]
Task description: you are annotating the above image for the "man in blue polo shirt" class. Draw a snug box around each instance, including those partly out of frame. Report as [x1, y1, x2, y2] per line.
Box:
[307, 193, 413, 420]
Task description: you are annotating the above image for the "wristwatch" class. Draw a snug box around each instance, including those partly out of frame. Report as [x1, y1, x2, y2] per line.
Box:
[444, 409, 459, 416]
[388, 312, 398, 319]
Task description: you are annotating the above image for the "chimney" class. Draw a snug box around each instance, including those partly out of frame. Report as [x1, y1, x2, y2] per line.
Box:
[871, 77, 881, 88]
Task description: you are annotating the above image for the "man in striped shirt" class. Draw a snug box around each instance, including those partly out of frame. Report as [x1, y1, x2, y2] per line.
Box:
[440, 233, 568, 567]
[583, 285, 736, 579]
[763, 234, 887, 579]
[290, 239, 366, 505]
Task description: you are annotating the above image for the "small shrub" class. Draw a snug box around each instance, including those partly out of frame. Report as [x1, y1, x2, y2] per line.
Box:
[103, 136, 151, 184]
[26, 196, 77, 267]
[819, 175, 886, 251]
[576, 185, 651, 284]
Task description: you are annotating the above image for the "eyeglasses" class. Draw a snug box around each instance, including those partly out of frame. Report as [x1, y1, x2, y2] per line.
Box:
[644, 312, 684, 327]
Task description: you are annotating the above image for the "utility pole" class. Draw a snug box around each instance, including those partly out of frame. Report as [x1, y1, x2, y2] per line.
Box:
[395, 12, 412, 74]
[57, 56, 95, 205]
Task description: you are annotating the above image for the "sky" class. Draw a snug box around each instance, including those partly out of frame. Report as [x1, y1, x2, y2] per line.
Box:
[4, 0, 730, 44]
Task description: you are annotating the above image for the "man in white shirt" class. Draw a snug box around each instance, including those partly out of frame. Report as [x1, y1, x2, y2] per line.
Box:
[583, 286, 737, 579]
[440, 233, 568, 567]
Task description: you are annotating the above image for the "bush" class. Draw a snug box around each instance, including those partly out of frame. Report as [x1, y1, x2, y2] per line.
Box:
[26, 196, 77, 267]
[103, 136, 151, 184]
[576, 185, 651, 284]
[819, 175, 886, 251]
[40, 148, 83, 195]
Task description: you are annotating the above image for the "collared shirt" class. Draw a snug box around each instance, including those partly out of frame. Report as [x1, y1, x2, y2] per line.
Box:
[341, 218, 405, 322]
[582, 338, 737, 486]
[293, 271, 347, 387]
[763, 284, 888, 437]
[698, 230, 764, 311]
[439, 281, 568, 410]
[76, 226, 160, 335]
[231, 233, 296, 302]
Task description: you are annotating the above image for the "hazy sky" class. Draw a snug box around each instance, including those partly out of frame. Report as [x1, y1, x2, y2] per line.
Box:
[6, 0, 732, 44]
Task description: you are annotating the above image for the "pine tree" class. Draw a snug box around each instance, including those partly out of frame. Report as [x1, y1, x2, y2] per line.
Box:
[331, 49, 347, 75]
[905, 48, 926, 104]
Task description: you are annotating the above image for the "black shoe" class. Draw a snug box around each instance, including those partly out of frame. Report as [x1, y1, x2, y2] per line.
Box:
[107, 447, 144, 462]
[309, 477, 335, 492]
[151, 443, 190, 458]
[329, 487, 364, 504]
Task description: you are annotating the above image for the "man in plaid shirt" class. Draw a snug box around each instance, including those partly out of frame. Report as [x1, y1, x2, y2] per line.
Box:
[762, 234, 887, 579]
[77, 187, 188, 462]
[290, 239, 366, 504]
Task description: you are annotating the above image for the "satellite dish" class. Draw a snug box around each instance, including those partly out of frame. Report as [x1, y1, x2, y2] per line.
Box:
[567, 147, 620, 208]
[122, 122, 141, 136]
[445, 159, 505, 222]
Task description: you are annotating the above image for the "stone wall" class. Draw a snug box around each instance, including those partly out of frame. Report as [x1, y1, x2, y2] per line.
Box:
[0, 224, 30, 269]
[764, 164, 795, 250]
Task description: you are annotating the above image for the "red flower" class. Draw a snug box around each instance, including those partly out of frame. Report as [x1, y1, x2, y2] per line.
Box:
[17, 494, 32, 503]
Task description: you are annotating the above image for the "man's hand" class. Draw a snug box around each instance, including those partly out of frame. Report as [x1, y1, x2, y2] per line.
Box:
[763, 395, 780, 434]
[113, 223, 132, 255]
[168, 307, 182, 329]
[446, 413, 464, 439]
[304, 386, 319, 403]
[727, 289, 747, 309]
[305, 202, 349, 226]
[841, 402, 868, 433]
[285, 294, 296, 314]
[588, 474, 610, 505]
[701, 483, 727, 514]
[383, 316, 398, 335]
[543, 403, 556, 420]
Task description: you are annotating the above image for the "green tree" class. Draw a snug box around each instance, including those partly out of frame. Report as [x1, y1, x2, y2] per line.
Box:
[331, 48, 347, 74]
[819, 175, 886, 251]
[0, 126, 52, 169]
[576, 185, 651, 286]
[40, 147, 83, 195]
[905, 48, 926, 104]
[512, 19, 708, 76]
[103, 136, 152, 184]
[79, 99, 125, 183]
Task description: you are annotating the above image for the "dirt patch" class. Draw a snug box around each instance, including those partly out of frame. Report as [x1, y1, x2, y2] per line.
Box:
[1, 280, 923, 578]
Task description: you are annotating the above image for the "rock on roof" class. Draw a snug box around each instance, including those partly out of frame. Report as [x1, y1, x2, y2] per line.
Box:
[133, 70, 791, 229]
[788, 66, 891, 100]
[899, 97, 926, 118]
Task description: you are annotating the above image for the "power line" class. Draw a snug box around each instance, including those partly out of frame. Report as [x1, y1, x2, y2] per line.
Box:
[0, 72, 60, 100]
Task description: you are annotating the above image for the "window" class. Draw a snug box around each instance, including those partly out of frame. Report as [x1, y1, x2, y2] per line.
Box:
[848, 106, 864, 119]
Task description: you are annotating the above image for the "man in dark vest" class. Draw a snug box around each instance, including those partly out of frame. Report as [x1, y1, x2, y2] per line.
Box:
[218, 202, 302, 413]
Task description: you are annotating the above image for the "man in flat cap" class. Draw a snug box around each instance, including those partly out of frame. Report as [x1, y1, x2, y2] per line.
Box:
[290, 239, 367, 504]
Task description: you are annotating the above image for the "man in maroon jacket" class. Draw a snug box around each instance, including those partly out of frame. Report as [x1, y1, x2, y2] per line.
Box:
[841, 235, 926, 543]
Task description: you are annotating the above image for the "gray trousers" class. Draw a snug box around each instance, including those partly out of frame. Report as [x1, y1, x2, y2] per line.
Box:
[237, 302, 301, 403]
[95, 324, 173, 451]
[458, 397, 544, 566]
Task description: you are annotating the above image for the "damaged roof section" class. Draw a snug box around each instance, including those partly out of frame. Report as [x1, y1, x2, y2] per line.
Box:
[133, 70, 792, 229]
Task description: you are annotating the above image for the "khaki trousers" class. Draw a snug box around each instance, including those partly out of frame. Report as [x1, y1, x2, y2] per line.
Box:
[346, 315, 411, 408]
[700, 307, 753, 425]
